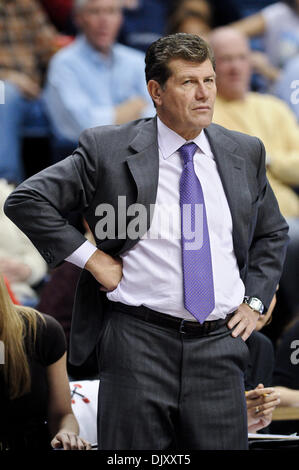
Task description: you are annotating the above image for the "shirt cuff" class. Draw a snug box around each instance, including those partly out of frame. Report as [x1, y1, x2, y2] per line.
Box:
[65, 240, 97, 269]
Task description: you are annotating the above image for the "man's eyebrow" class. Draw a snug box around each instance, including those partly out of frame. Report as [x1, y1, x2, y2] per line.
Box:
[177, 71, 216, 78]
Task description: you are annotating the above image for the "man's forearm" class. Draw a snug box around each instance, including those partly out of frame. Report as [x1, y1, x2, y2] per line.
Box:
[65, 241, 122, 291]
[274, 386, 299, 407]
[84, 249, 123, 292]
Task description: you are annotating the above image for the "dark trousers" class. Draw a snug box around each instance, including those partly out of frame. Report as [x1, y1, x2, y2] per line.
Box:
[97, 304, 249, 450]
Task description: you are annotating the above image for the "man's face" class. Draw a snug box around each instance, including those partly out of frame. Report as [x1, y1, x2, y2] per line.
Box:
[149, 58, 216, 140]
[212, 34, 251, 101]
[76, 0, 122, 54]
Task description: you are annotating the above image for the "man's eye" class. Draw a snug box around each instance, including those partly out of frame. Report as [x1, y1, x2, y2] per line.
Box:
[183, 80, 191, 84]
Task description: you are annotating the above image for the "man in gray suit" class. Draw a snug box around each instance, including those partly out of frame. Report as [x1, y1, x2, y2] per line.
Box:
[4, 33, 288, 450]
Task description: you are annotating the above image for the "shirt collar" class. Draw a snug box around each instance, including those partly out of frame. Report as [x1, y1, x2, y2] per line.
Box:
[157, 117, 214, 160]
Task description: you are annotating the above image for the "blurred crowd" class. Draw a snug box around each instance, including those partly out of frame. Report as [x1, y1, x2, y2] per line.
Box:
[1, 0, 299, 446]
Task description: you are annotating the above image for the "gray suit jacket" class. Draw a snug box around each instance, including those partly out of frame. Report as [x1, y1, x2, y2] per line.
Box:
[4, 117, 289, 366]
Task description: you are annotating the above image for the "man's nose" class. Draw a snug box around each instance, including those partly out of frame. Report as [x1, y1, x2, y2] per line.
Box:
[195, 83, 209, 100]
[229, 58, 244, 71]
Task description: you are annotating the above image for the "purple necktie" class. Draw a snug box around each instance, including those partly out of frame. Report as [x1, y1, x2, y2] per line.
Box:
[179, 142, 215, 323]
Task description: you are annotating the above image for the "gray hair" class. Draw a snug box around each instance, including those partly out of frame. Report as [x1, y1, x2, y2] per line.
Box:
[74, 0, 89, 10]
[74, 0, 123, 11]
[145, 33, 215, 87]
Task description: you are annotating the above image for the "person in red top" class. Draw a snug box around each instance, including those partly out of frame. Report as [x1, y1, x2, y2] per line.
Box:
[39, 0, 76, 33]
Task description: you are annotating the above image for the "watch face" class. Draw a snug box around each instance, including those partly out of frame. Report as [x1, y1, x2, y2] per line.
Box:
[251, 298, 260, 309]
[249, 297, 263, 313]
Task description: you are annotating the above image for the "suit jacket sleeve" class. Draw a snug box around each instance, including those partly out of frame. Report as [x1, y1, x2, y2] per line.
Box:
[4, 128, 100, 268]
[245, 137, 289, 310]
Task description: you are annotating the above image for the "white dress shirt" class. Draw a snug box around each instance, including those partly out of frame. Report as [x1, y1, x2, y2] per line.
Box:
[66, 118, 245, 321]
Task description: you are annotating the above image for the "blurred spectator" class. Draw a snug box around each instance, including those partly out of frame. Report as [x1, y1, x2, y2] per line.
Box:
[43, 0, 154, 158]
[246, 384, 280, 434]
[273, 318, 299, 406]
[235, 0, 276, 17]
[36, 262, 99, 380]
[167, 1, 270, 92]
[245, 331, 275, 391]
[255, 290, 277, 334]
[118, 0, 241, 54]
[169, 1, 275, 91]
[275, 55, 299, 122]
[175, 0, 241, 28]
[0, 179, 47, 305]
[167, 0, 212, 38]
[245, 291, 279, 433]
[39, 0, 77, 34]
[0, 274, 91, 450]
[211, 27, 299, 220]
[0, 0, 57, 183]
[230, 1, 299, 84]
[119, 0, 172, 52]
[170, 0, 241, 28]
[210, 27, 299, 323]
[37, 263, 81, 346]
[207, 0, 242, 26]
[244, 293, 277, 406]
[3, 276, 20, 305]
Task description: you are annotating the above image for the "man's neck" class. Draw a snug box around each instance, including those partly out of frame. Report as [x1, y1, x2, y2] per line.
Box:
[84, 36, 114, 58]
[157, 115, 203, 141]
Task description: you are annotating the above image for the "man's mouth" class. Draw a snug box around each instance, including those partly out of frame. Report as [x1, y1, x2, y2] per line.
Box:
[192, 106, 211, 111]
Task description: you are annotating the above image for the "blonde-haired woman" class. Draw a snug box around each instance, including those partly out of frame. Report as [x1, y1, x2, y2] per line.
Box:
[0, 275, 91, 450]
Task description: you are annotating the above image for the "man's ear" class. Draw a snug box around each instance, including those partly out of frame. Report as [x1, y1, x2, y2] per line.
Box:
[147, 80, 163, 107]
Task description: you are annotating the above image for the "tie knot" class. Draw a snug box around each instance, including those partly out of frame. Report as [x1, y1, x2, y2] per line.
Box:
[178, 142, 198, 165]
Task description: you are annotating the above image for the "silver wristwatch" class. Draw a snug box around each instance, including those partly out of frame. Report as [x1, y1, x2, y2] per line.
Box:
[243, 296, 264, 315]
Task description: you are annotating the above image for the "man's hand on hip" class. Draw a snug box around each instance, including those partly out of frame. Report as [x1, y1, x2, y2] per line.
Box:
[84, 249, 123, 292]
[227, 303, 260, 341]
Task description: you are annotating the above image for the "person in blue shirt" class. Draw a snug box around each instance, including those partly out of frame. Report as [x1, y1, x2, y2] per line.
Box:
[0, 0, 57, 184]
[43, 0, 155, 159]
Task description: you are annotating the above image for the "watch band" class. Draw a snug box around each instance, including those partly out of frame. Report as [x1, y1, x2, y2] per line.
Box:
[243, 296, 265, 315]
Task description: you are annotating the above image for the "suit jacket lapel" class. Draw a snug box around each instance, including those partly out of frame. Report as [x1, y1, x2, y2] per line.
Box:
[118, 118, 160, 254]
[205, 124, 252, 270]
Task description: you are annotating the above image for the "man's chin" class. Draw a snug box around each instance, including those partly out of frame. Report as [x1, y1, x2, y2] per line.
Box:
[194, 117, 213, 130]
[89, 38, 114, 53]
